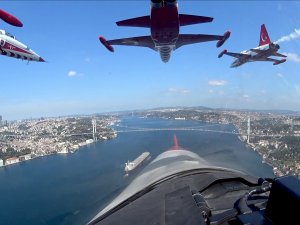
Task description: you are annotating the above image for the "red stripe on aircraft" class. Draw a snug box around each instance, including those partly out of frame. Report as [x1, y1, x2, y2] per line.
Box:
[2, 42, 33, 55]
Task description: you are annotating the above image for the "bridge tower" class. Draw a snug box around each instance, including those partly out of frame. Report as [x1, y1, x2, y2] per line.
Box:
[247, 117, 250, 144]
[92, 119, 97, 141]
[290, 118, 294, 132]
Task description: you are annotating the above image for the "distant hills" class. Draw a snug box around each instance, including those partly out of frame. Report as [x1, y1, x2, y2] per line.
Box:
[99, 106, 300, 116]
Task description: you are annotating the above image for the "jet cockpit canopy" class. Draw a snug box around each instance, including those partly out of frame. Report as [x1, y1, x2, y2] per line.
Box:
[0, 29, 16, 39]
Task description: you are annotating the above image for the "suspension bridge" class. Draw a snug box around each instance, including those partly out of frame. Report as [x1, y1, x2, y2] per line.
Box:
[0, 123, 294, 138]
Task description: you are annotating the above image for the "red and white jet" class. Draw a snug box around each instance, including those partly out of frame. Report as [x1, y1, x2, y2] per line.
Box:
[218, 24, 286, 68]
[99, 0, 230, 63]
[0, 9, 45, 62]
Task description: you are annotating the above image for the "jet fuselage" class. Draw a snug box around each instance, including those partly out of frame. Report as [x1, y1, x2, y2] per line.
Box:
[218, 24, 286, 68]
[231, 43, 280, 67]
[99, 0, 230, 63]
[150, 1, 179, 62]
[0, 29, 44, 62]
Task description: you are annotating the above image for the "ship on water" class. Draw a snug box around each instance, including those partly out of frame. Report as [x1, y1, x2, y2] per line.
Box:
[125, 152, 150, 173]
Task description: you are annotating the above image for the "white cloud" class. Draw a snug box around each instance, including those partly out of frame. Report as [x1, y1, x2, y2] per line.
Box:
[275, 29, 300, 43]
[283, 52, 300, 63]
[84, 57, 91, 62]
[208, 80, 227, 86]
[243, 94, 250, 98]
[68, 70, 77, 77]
[168, 88, 190, 95]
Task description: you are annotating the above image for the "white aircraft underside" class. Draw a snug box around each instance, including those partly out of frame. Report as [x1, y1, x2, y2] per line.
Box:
[218, 24, 287, 67]
[0, 29, 44, 62]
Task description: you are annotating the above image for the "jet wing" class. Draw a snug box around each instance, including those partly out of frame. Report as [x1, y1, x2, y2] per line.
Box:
[257, 57, 286, 65]
[272, 52, 287, 57]
[106, 36, 155, 50]
[258, 57, 277, 62]
[250, 49, 287, 58]
[225, 51, 249, 59]
[176, 34, 224, 49]
[250, 48, 264, 54]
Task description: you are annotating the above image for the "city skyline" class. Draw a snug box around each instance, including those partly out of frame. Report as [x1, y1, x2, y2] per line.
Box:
[1, 1, 300, 120]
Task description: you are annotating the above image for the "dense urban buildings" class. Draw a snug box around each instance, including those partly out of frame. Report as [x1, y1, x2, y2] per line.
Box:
[1, 108, 299, 177]
[0, 115, 118, 166]
[136, 107, 300, 177]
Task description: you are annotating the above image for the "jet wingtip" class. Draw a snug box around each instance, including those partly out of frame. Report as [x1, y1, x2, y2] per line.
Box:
[218, 49, 227, 58]
[0, 9, 23, 27]
[216, 31, 231, 48]
[273, 58, 286, 65]
[99, 36, 114, 52]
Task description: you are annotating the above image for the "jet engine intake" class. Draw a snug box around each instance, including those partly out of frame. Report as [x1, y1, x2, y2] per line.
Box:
[270, 43, 280, 50]
[0, 38, 5, 47]
[165, 0, 178, 7]
[151, 0, 163, 8]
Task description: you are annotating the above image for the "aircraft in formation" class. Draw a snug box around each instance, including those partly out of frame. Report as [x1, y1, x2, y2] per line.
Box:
[99, 0, 231, 63]
[218, 24, 287, 67]
[1, 1, 287, 67]
[0, 9, 45, 62]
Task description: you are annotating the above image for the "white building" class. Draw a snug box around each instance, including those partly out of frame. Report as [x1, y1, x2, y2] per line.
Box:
[5, 157, 20, 165]
[86, 139, 94, 144]
[0, 159, 3, 167]
[24, 154, 31, 160]
[19, 154, 32, 161]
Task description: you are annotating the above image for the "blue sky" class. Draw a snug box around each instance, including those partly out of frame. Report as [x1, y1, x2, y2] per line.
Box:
[1, 1, 300, 120]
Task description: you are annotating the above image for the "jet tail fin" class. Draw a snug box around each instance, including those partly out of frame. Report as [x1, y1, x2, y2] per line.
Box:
[116, 16, 150, 28]
[179, 14, 213, 26]
[259, 24, 271, 46]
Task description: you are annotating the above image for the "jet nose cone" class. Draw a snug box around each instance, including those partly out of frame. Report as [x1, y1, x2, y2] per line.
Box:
[38, 57, 45, 62]
[230, 63, 238, 68]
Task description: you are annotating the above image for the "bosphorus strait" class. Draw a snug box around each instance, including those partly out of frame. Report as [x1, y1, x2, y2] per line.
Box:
[0, 117, 273, 225]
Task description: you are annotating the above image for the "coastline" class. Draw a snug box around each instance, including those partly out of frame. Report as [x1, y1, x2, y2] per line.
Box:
[233, 123, 279, 176]
[0, 125, 118, 168]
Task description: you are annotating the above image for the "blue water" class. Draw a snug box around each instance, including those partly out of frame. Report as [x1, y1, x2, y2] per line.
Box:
[0, 117, 274, 225]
